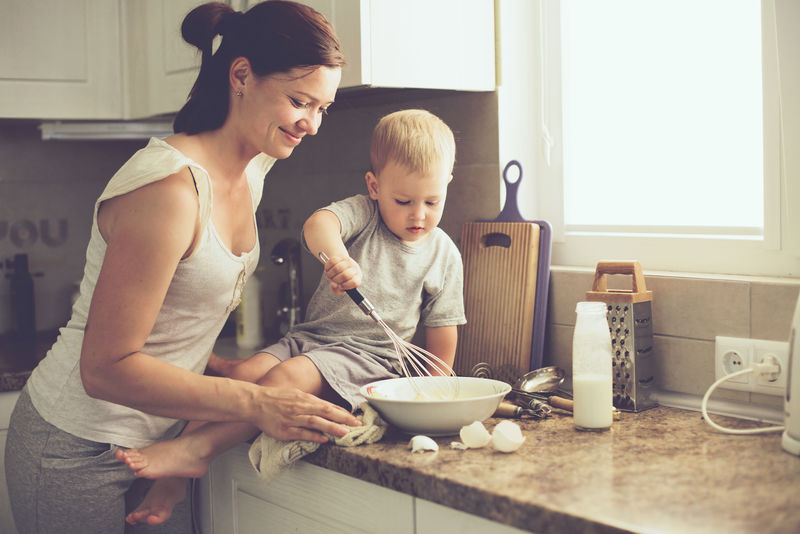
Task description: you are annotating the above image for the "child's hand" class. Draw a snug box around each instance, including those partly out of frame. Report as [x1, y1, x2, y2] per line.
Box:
[323, 255, 362, 295]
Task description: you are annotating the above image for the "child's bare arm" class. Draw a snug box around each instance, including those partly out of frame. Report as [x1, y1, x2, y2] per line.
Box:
[425, 325, 458, 374]
[303, 209, 362, 293]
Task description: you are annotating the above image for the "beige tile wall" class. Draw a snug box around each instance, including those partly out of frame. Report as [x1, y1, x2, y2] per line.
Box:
[543, 266, 800, 407]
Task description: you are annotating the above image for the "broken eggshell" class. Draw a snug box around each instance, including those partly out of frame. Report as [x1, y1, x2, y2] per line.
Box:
[459, 420, 492, 448]
[491, 420, 526, 452]
[409, 435, 439, 453]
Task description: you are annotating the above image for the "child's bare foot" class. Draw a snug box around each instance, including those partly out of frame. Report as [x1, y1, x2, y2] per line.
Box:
[125, 477, 188, 526]
[115, 435, 212, 479]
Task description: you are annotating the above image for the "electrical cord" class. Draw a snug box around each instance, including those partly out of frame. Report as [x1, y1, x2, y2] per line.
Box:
[701, 361, 785, 434]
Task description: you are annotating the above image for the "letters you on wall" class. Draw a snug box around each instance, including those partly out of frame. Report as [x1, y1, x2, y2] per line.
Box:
[0, 219, 68, 249]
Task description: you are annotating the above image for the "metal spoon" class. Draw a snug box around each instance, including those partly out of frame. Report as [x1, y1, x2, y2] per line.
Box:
[513, 366, 565, 393]
[511, 366, 574, 412]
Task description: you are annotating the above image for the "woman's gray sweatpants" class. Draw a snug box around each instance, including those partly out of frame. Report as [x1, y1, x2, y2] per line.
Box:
[5, 387, 193, 534]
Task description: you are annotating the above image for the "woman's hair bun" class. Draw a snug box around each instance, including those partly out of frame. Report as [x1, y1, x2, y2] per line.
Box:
[181, 2, 235, 52]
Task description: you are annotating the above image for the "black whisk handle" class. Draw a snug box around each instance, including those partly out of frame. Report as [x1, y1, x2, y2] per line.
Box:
[346, 288, 380, 321]
[345, 288, 365, 305]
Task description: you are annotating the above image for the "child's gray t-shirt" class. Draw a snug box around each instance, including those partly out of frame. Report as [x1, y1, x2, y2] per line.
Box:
[291, 194, 466, 364]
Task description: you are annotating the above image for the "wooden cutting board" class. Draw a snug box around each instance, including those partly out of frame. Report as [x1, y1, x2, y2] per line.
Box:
[454, 161, 549, 382]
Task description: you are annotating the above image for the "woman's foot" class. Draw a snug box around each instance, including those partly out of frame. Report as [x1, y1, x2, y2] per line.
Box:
[125, 477, 188, 526]
[115, 434, 212, 479]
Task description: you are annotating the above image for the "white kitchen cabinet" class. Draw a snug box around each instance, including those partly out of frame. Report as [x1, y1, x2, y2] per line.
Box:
[0, 0, 495, 120]
[0, 0, 203, 120]
[0, 0, 123, 119]
[415, 498, 529, 534]
[121, 0, 204, 118]
[203, 443, 415, 533]
[0, 391, 21, 534]
[201, 443, 529, 534]
[301, 0, 495, 91]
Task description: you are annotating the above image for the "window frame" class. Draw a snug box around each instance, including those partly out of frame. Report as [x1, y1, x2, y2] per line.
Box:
[497, 0, 799, 278]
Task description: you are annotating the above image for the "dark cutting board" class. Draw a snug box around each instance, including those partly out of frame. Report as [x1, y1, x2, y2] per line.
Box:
[454, 161, 551, 382]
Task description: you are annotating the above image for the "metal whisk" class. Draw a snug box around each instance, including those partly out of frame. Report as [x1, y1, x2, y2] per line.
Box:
[318, 252, 459, 400]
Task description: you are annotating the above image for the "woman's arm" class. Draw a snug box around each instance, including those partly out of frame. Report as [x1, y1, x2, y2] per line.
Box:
[425, 325, 458, 374]
[80, 172, 357, 441]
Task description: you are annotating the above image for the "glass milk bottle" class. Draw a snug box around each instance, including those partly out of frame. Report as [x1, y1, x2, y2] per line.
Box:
[572, 301, 613, 431]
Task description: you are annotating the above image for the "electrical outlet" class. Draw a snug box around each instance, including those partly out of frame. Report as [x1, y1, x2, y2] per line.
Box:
[714, 336, 789, 396]
[715, 336, 751, 389]
[751, 339, 789, 395]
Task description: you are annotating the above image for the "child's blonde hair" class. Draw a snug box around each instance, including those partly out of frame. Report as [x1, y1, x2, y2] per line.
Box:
[369, 109, 456, 177]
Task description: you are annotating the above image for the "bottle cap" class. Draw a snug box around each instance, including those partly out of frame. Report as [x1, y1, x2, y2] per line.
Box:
[575, 301, 607, 313]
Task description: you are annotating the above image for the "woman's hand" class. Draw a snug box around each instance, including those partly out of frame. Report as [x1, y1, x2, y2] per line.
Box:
[323, 254, 362, 295]
[249, 385, 361, 443]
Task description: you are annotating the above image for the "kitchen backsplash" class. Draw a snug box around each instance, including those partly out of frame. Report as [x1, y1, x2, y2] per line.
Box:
[2, 90, 798, 411]
[544, 267, 800, 411]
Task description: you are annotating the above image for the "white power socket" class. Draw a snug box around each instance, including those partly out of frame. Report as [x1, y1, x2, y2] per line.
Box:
[714, 336, 790, 396]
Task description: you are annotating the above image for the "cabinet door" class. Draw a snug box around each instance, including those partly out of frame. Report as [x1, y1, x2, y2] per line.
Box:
[416, 498, 530, 534]
[299, 0, 367, 89]
[122, 0, 204, 119]
[364, 0, 495, 91]
[0, 0, 122, 119]
[207, 443, 414, 534]
[298, 0, 495, 91]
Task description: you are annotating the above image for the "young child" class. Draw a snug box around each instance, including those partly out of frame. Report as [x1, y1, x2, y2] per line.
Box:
[116, 109, 466, 523]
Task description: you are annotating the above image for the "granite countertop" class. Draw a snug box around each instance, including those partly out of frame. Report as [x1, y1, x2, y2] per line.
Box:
[304, 406, 800, 534]
[6, 337, 797, 532]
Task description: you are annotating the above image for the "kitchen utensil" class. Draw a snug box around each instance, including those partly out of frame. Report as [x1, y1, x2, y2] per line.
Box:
[454, 160, 552, 379]
[782, 293, 800, 456]
[513, 365, 565, 393]
[494, 400, 551, 419]
[318, 252, 458, 400]
[585, 261, 657, 412]
[511, 366, 574, 412]
[360, 376, 511, 435]
[512, 390, 574, 413]
[471, 363, 573, 412]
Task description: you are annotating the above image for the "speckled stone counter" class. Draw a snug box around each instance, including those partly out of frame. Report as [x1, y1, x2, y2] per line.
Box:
[303, 406, 800, 534]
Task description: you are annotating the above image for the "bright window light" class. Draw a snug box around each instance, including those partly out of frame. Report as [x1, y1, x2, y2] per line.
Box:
[560, 0, 763, 234]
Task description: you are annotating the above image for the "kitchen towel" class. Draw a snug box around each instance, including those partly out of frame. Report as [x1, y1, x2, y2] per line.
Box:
[248, 402, 387, 481]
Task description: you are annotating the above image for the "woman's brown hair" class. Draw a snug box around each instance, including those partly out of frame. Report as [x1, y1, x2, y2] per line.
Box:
[174, 0, 344, 135]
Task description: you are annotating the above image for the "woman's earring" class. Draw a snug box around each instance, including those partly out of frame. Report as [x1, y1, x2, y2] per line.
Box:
[235, 91, 243, 97]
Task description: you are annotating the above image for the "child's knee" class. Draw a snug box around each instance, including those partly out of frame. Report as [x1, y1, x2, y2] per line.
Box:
[229, 353, 277, 383]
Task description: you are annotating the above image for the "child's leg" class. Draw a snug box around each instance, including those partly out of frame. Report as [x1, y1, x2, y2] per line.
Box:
[116, 352, 280, 479]
[122, 353, 330, 526]
[117, 354, 330, 480]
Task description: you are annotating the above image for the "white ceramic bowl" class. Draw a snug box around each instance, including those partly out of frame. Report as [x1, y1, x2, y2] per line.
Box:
[360, 376, 511, 436]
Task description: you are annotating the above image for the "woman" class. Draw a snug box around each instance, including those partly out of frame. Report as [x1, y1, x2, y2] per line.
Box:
[4, 2, 358, 532]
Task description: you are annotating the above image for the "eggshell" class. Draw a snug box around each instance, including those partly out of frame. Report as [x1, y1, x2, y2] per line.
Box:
[408, 435, 439, 453]
[491, 420, 525, 452]
[459, 421, 492, 448]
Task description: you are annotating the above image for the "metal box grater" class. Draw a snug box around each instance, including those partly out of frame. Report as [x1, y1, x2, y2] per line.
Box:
[585, 261, 657, 412]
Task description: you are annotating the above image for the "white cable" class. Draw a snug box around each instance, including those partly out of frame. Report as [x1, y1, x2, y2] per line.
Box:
[701, 366, 784, 434]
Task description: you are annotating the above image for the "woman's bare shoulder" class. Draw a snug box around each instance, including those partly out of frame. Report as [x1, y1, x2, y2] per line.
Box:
[99, 168, 199, 249]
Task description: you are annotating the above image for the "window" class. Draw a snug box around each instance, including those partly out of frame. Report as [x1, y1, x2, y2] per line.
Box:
[562, 0, 762, 234]
[497, 0, 799, 277]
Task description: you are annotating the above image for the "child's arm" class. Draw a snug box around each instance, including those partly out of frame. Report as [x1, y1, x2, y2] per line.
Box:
[425, 325, 458, 374]
[303, 209, 362, 294]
